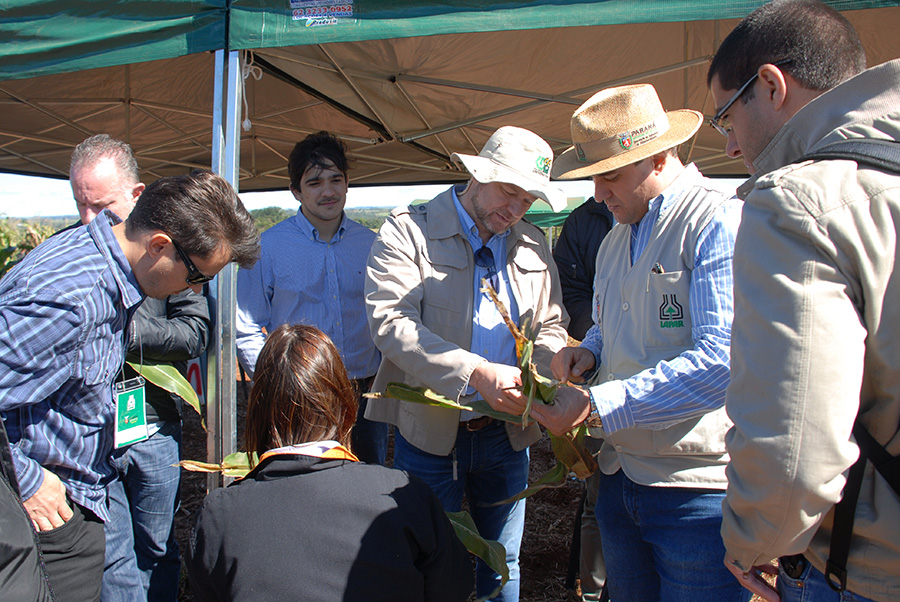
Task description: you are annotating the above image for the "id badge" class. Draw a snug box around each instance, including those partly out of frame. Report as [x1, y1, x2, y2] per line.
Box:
[114, 376, 148, 448]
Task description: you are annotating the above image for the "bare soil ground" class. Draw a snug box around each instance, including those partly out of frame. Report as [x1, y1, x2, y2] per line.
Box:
[173, 383, 767, 602]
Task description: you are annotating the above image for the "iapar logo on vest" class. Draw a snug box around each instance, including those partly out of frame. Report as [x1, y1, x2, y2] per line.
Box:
[659, 294, 684, 328]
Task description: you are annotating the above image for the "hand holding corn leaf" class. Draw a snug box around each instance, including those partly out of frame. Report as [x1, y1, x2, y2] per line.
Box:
[366, 278, 597, 492]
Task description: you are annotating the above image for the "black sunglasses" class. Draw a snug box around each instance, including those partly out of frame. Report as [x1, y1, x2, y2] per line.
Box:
[172, 241, 215, 285]
[474, 245, 500, 292]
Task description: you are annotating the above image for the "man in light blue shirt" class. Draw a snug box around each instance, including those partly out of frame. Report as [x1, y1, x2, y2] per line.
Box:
[236, 131, 385, 464]
[532, 84, 749, 602]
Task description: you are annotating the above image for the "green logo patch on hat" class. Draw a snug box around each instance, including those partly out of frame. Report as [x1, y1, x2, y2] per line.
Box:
[535, 156, 551, 175]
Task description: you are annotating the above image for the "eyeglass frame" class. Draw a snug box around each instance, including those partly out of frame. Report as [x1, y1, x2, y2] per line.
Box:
[708, 59, 792, 137]
[172, 240, 215, 285]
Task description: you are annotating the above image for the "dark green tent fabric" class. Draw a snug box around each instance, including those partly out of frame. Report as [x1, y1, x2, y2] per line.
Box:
[0, 1, 226, 81]
[3, 1, 899, 81]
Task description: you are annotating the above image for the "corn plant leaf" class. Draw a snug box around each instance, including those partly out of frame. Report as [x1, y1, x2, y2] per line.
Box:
[548, 423, 597, 479]
[446, 510, 507, 601]
[177, 451, 256, 478]
[126, 361, 202, 424]
[493, 460, 569, 506]
[367, 384, 529, 425]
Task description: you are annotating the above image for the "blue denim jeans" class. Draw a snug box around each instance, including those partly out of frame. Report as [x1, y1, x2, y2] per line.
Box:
[778, 557, 878, 602]
[101, 420, 182, 602]
[352, 396, 388, 465]
[595, 469, 751, 602]
[394, 421, 529, 602]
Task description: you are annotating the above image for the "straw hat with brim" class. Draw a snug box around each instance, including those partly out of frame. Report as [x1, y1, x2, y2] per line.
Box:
[552, 84, 703, 180]
[451, 126, 567, 212]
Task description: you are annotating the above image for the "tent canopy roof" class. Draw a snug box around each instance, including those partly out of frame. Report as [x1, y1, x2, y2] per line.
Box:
[2, 1, 899, 190]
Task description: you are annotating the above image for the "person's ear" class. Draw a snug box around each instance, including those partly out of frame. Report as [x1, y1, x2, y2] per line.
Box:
[130, 182, 146, 202]
[290, 186, 302, 203]
[757, 63, 789, 112]
[147, 232, 173, 260]
[651, 152, 667, 174]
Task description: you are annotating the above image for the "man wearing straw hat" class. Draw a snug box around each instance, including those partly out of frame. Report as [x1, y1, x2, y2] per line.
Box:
[365, 126, 569, 602]
[531, 85, 749, 602]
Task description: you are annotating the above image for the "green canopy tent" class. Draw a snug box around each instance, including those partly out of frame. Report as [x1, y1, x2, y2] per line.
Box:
[3, 0, 899, 475]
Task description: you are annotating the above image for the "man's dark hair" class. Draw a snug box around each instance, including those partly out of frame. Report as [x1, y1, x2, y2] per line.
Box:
[70, 134, 140, 183]
[708, 0, 865, 94]
[126, 170, 260, 269]
[287, 131, 350, 192]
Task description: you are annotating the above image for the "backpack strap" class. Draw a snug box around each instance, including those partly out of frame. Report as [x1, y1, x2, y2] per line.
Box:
[826, 418, 900, 592]
[801, 138, 900, 592]
[801, 139, 900, 174]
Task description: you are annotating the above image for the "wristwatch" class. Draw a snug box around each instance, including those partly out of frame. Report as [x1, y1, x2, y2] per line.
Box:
[584, 396, 603, 429]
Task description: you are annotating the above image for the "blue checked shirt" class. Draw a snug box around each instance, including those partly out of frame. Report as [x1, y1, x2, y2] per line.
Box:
[581, 165, 742, 434]
[236, 210, 380, 379]
[0, 212, 143, 520]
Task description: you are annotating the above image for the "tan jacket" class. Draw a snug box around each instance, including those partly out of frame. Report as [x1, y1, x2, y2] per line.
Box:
[365, 187, 568, 455]
[723, 59, 900, 602]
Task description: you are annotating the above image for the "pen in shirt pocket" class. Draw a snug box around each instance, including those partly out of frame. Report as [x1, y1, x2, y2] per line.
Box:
[651, 262, 665, 274]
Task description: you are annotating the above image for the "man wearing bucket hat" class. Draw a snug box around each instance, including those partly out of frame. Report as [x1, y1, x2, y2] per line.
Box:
[365, 126, 569, 601]
[530, 85, 748, 602]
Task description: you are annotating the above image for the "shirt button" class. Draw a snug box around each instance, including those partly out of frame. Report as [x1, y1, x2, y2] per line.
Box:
[607, 374, 615, 381]
[622, 302, 629, 311]
[615, 445, 623, 452]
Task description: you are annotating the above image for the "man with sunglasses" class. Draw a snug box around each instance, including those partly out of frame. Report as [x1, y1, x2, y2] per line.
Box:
[707, 2, 900, 601]
[365, 126, 569, 601]
[0, 169, 259, 602]
[529, 83, 745, 602]
[67, 135, 214, 602]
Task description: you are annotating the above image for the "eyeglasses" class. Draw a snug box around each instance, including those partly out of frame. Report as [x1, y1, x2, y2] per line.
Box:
[474, 245, 500, 292]
[172, 241, 215, 285]
[708, 59, 792, 137]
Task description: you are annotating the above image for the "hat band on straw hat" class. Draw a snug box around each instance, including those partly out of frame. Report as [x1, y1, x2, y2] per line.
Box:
[574, 115, 670, 164]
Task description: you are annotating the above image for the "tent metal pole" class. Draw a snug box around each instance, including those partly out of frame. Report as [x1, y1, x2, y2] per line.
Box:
[207, 49, 242, 491]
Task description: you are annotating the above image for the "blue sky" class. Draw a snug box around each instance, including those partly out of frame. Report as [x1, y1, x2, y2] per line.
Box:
[0, 173, 597, 218]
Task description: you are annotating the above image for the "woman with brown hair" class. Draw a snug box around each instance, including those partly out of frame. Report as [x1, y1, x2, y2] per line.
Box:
[187, 325, 473, 602]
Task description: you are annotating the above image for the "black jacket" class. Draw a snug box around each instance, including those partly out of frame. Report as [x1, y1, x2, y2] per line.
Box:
[123, 290, 210, 422]
[188, 454, 474, 602]
[552, 198, 614, 340]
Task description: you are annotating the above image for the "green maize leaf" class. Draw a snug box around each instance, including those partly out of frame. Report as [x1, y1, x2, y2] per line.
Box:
[126, 361, 202, 422]
[548, 424, 597, 479]
[466, 400, 527, 426]
[446, 510, 507, 601]
[493, 460, 568, 506]
[367, 383, 473, 410]
[368, 384, 528, 425]
[177, 451, 257, 478]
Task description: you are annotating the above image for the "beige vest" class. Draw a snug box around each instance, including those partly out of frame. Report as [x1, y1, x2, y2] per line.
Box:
[593, 181, 732, 487]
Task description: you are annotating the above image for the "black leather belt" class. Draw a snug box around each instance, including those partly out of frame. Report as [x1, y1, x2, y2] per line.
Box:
[780, 554, 807, 579]
[461, 416, 494, 431]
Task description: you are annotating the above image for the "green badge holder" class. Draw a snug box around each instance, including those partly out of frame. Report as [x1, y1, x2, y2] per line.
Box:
[114, 376, 148, 449]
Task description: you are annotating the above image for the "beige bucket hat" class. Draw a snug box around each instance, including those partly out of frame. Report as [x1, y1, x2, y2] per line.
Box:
[451, 126, 567, 212]
[551, 84, 702, 180]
